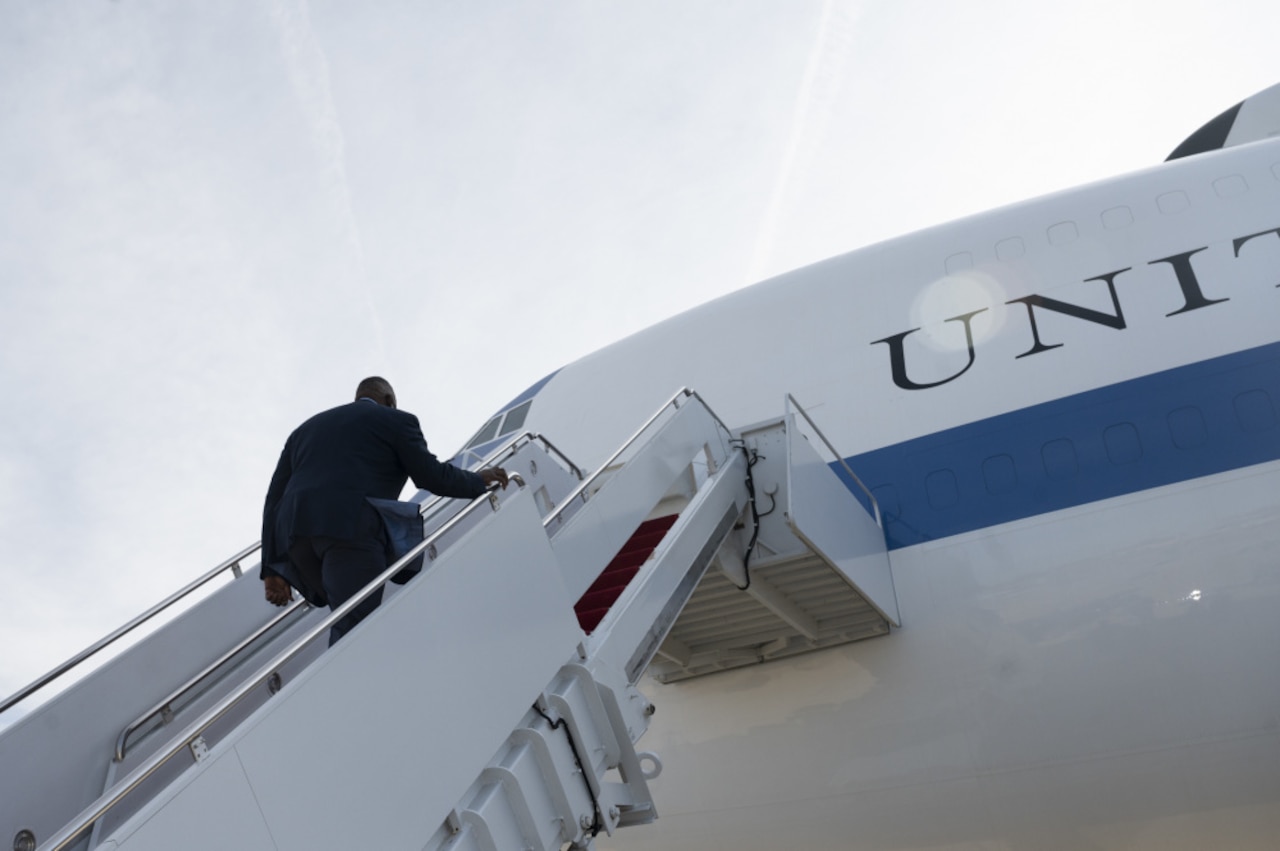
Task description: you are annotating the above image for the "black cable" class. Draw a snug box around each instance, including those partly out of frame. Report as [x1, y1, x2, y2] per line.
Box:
[730, 441, 773, 591]
[534, 703, 603, 839]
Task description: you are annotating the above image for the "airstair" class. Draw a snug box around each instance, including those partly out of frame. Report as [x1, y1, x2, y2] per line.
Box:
[0, 390, 897, 851]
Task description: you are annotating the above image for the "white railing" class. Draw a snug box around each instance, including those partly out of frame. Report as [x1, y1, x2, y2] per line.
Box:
[543, 388, 732, 532]
[0, 543, 262, 717]
[36, 477, 526, 851]
[786, 393, 882, 528]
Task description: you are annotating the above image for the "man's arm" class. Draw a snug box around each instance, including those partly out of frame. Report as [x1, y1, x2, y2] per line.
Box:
[478, 467, 510, 489]
[395, 412, 507, 498]
[263, 575, 292, 606]
[260, 440, 294, 605]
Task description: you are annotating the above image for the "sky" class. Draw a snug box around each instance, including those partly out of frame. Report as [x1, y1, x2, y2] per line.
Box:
[2, 0, 1279, 715]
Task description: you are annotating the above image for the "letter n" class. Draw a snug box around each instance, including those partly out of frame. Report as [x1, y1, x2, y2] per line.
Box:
[1006, 270, 1129, 358]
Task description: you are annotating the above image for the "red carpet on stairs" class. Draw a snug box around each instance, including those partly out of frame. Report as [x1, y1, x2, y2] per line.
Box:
[573, 515, 678, 633]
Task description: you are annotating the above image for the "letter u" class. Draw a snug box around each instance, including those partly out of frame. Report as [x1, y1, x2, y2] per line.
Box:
[871, 309, 987, 391]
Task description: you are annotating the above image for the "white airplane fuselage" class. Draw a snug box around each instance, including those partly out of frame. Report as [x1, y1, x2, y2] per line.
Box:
[7, 97, 1279, 851]
[464, 135, 1280, 848]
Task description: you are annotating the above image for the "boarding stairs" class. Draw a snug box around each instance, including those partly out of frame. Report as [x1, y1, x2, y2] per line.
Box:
[0, 390, 898, 851]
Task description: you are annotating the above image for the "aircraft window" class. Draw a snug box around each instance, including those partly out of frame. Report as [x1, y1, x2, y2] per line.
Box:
[1167, 406, 1208, 449]
[944, 252, 973, 274]
[465, 416, 502, 449]
[871, 484, 900, 517]
[1041, 439, 1078, 480]
[1101, 206, 1133, 229]
[1104, 423, 1143, 465]
[1047, 222, 1078, 246]
[1156, 191, 1190, 215]
[1234, 389, 1277, 432]
[982, 455, 1017, 495]
[500, 400, 533, 435]
[925, 469, 959, 510]
[995, 237, 1025, 261]
[1214, 175, 1248, 198]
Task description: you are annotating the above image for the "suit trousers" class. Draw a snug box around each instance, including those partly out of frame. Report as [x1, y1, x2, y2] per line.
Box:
[288, 507, 387, 645]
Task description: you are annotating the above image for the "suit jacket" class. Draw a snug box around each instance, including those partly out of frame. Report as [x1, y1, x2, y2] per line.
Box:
[368, 496, 431, 585]
[260, 400, 487, 600]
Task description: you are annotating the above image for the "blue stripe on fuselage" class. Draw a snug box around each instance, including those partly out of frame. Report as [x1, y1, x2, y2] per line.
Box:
[843, 341, 1280, 549]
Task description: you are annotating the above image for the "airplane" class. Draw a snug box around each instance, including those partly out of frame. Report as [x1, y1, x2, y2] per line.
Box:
[3, 81, 1279, 850]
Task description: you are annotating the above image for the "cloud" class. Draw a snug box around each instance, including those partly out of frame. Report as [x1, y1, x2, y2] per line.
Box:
[3, 0, 1279, 703]
[748, 0, 865, 284]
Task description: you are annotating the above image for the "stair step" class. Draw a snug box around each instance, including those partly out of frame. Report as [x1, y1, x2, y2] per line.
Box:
[573, 515, 678, 633]
[624, 529, 671, 552]
[584, 565, 642, 593]
[577, 576, 639, 611]
[605, 550, 650, 572]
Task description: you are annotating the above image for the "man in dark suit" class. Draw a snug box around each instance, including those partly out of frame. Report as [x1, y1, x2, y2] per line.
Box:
[260, 376, 508, 643]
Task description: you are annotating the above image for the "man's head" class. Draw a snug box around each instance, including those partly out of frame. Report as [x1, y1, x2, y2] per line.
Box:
[355, 376, 397, 409]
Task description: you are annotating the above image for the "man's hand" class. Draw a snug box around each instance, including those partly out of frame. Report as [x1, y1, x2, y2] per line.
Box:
[480, 467, 510, 490]
[263, 575, 293, 606]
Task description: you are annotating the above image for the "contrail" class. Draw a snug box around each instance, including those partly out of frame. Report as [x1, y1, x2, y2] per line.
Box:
[269, 0, 387, 361]
[747, 0, 863, 285]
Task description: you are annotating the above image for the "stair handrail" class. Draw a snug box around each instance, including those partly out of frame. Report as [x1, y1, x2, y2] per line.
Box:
[2, 430, 581, 720]
[113, 597, 313, 762]
[785, 393, 882, 528]
[542, 388, 732, 531]
[112, 432, 541, 760]
[454, 432, 586, 481]
[526, 433, 587, 481]
[419, 431, 585, 525]
[118, 434, 570, 762]
[109, 433, 569, 757]
[0, 542, 263, 717]
[37, 476, 527, 851]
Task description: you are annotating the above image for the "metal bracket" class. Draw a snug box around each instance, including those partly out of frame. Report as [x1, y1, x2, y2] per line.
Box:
[189, 736, 209, 763]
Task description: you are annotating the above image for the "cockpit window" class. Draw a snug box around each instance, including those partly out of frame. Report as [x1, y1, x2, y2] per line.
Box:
[459, 370, 558, 454]
[500, 400, 532, 435]
[461, 398, 535, 451]
[464, 416, 502, 449]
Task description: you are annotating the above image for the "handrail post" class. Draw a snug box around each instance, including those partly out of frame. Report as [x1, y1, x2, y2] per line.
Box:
[543, 388, 705, 529]
[0, 542, 263, 717]
[785, 394, 882, 528]
[114, 598, 312, 762]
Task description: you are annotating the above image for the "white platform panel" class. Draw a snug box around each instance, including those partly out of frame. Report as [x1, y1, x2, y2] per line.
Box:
[101, 754, 276, 851]
[785, 413, 899, 626]
[105, 494, 584, 851]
